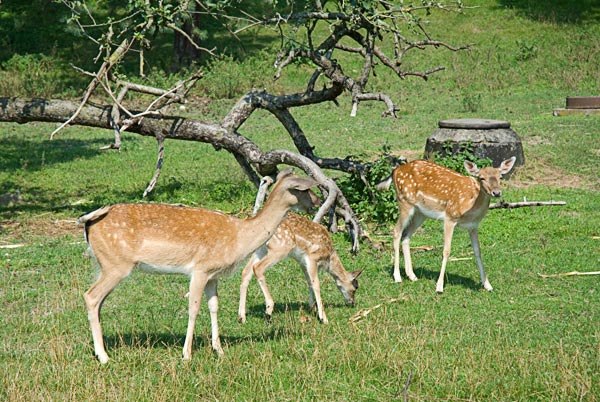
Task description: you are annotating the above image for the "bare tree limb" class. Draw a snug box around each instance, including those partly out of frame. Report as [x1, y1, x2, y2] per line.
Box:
[143, 130, 166, 197]
[50, 38, 131, 139]
[0, 97, 362, 250]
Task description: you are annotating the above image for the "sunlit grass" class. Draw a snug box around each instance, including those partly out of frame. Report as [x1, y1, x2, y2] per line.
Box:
[1, 0, 599, 400]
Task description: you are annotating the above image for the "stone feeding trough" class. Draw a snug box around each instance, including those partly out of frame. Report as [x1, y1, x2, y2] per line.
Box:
[553, 96, 600, 116]
[424, 118, 525, 175]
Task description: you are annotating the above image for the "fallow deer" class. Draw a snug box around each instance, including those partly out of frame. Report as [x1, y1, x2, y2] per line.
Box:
[78, 171, 319, 363]
[237, 212, 362, 324]
[377, 157, 516, 293]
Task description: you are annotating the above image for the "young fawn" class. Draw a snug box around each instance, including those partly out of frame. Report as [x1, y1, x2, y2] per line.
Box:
[78, 171, 319, 363]
[377, 157, 516, 293]
[238, 212, 362, 324]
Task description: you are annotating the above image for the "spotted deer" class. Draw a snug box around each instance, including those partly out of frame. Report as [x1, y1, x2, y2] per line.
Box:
[377, 157, 516, 293]
[77, 171, 319, 363]
[238, 212, 362, 324]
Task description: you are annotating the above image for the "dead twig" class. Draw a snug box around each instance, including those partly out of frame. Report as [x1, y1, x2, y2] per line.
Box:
[349, 296, 408, 324]
[51, 38, 131, 139]
[538, 271, 600, 278]
[402, 369, 414, 402]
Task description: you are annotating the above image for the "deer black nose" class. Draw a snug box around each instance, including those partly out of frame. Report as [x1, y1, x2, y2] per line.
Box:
[491, 190, 502, 197]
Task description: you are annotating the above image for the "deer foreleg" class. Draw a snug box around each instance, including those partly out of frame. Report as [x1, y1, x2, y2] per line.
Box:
[437, 220, 457, 293]
[469, 228, 493, 291]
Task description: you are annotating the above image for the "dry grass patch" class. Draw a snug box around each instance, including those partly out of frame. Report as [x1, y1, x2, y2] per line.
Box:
[0, 217, 80, 244]
[508, 157, 591, 190]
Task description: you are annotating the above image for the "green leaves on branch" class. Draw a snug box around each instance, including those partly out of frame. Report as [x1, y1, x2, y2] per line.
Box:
[434, 141, 492, 176]
[338, 147, 402, 224]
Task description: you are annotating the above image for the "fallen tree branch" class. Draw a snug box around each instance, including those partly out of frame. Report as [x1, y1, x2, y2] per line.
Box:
[490, 200, 566, 209]
[538, 271, 600, 278]
[0, 97, 362, 250]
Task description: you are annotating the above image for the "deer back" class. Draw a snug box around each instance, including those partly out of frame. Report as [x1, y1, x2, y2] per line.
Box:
[392, 160, 485, 221]
[84, 204, 244, 274]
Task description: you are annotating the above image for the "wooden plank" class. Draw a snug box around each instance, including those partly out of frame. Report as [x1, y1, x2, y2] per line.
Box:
[552, 108, 600, 116]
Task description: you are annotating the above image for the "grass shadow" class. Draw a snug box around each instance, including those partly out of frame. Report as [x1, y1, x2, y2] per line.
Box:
[0, 136, 112, 173]
[387, 265, 481, 291]
[102, 324, 295, 353]
[243, 301, 306, 321]
[497, 0, 600, 24]
[416, 267, 481, 291]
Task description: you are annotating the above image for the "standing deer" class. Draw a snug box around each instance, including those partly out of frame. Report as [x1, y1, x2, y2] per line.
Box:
[377, 157, 516, 293]
[78, 171, 319, 363]
[237, 212, 362, 324]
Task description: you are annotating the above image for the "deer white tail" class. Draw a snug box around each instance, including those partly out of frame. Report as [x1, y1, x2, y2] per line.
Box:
[77, 206, 111, 227]
[376, 176, 393, 191]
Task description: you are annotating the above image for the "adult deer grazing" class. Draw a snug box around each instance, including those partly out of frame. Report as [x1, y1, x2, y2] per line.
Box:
[78, 171, 319, 364]
[238, 212, 362, 324]
[377, 157, 516, 293]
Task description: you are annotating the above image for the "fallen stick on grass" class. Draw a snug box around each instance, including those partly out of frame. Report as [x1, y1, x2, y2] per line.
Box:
[0, 244, 25, 249]
[449, 256, 471, 262]
[349, 296, 409, 324]
[538, 271, 600, 278]
[490, 200, 566, 209]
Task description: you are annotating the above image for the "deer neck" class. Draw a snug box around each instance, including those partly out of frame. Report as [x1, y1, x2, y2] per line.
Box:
[468, 177, 493, 216]
[238, 193, 291, 255]
[326, 251, 345, 277]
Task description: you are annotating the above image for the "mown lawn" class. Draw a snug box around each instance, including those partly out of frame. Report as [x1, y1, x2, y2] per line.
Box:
[1, 0, 599, 400]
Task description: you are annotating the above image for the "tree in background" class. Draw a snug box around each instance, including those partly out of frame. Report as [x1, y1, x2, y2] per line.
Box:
[0, 0, 469, 249]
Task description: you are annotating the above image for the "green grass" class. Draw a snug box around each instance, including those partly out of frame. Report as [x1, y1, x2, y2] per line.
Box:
[1, 186, 598, 400]
[1, 0, 600, 400]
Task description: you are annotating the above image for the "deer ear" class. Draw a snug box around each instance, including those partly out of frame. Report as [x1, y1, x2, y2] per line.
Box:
[499, 156, 517, 176]
[464, 160, 480, 177]
[276, 168, 294, 181]
[287, 177, 318, 191]
[352, 269, 363, 279]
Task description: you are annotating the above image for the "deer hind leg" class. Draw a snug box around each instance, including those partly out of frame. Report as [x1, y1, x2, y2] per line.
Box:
[401, 212, 425, 282]
[238, 251, 264, 323]
[84, 267, 130, 364]
[302, 257, 327, 324]
[253, 246, 289, 321]
[469, 228, 493, 291]
[182, 272, 209, 360]
[436, 219, 457, 293]
[393, 204, 415, 283]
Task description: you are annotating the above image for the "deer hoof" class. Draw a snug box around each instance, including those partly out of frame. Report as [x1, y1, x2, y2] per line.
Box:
[96, 353, 109, 365]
